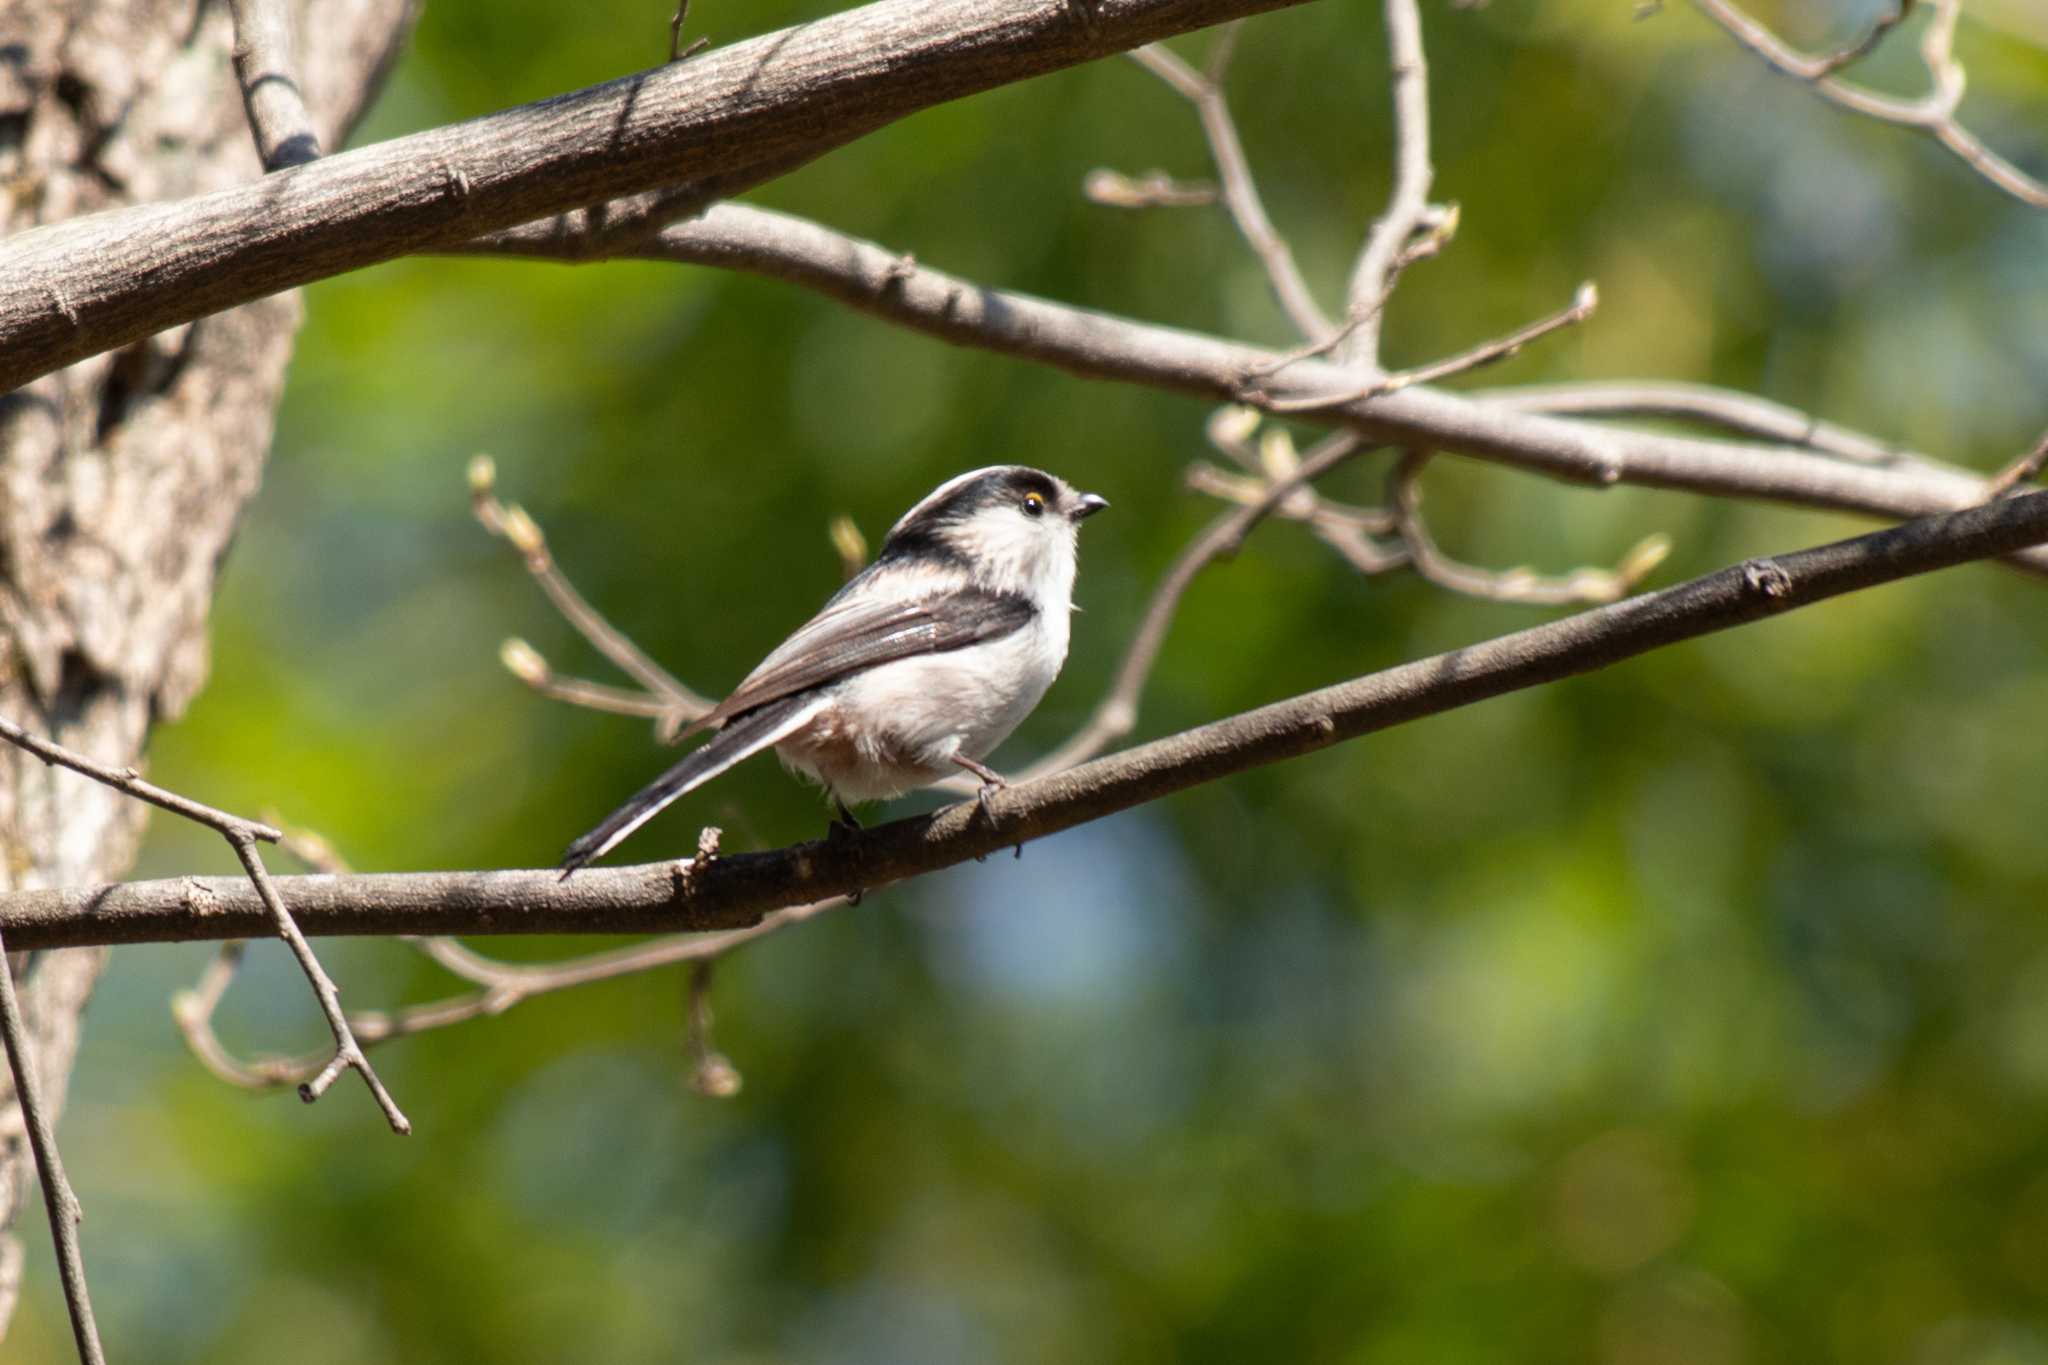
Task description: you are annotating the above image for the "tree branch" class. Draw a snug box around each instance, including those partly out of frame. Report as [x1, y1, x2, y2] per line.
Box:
[470, 455, 708, 738]
[1343, 0, 1436, 364]
[1129, 34, 1335, 340]
[8, 490, 2048, 950]
[0, 0, 1311, 394]
[0, 937, 104, 1365]
[1690, 0, 2048, 209]
[227, 0, 323, 171]
[0, 716, 409, 1133]
[1482, 381, 1914, 466]
[458, 203, 2048, 571]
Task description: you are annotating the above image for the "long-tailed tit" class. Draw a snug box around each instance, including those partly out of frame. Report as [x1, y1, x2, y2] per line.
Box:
[561, 465, 1108, 874]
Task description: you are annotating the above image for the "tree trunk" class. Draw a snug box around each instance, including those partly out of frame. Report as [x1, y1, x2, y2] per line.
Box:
[0, 0, 413, 1333]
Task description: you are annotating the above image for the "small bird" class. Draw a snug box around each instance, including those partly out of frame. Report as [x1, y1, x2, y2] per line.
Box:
[561, 465, 1108, 874]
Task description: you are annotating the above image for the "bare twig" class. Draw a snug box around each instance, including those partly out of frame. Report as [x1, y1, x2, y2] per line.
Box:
[668, 0, 710, 62]
[1386, 451, 1670, 606]
[1806, 0, 1916, 78]
[1188, 422, 1665, 605]
[470, 455, 709, 736]
[0, 715, 408, 1132]
[461, 205, 2048, 571]
[498, 640, 680, 722]
[1235, 304, 1383, 392]
[1186, 458, 1405, 572]
[1130, 35, 1336, 340]
[226, 0, 322, 171]
[683, 961, 741, 1097]
[1083, 168, 1218, 208]
[1989, 428, 2048, 496]
[174, 901, 843, 1089]
[1024, 429, 1369, 777]
[1263, 282, 1598, 413]
[13, 490, 2048, 951]
[175, 818, 808, 1094]
[1691, 0, 2048, 209]
[1483, 381, 1911, 466]
[0, 936, 104, 1365]
[1343, 0, 1438, 365]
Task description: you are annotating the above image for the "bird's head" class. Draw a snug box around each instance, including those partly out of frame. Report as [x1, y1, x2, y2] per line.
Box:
[877, 465, 1108, 602]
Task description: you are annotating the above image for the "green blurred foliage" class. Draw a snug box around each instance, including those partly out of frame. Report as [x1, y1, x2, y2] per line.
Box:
[16, 0, 2048, 1361]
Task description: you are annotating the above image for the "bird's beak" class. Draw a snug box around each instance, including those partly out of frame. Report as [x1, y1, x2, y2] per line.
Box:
[1072, 492, 1110, 521]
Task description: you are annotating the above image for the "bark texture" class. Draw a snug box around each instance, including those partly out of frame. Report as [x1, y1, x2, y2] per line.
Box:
[0, 0, 411, 1333]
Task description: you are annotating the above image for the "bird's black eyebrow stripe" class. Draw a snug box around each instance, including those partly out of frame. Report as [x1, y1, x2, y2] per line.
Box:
[867, 521, 974, 575]
[882, 467, 1061, 544]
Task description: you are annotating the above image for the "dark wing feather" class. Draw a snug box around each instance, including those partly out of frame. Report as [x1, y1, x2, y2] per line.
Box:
[561, 586, 1036, 874]
[687, 587, 1036, 734]
[561, 692, 827, 874]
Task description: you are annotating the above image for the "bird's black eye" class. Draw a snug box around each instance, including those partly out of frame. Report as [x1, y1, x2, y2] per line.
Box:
[1022, 491, 1047, 517]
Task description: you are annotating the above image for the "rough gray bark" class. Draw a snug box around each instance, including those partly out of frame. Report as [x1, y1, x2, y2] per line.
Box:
[0, 0, 412, 1334]
[0, 0, 1313, 395]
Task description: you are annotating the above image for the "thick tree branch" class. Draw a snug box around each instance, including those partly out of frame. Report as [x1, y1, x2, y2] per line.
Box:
[0, 0, 1309, 395]
[460, 203, 2048, 571]
[8, 490, 2048, 951]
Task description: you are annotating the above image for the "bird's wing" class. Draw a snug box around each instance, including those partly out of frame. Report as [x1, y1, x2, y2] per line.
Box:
[689, 587, 1037, 734]
[561, 587, 1037, 873]
[560, 692, 829, 874]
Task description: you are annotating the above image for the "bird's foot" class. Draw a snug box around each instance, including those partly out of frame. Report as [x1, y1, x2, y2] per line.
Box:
[950, 756, 1013, 859]
[826, 799, 865, 903]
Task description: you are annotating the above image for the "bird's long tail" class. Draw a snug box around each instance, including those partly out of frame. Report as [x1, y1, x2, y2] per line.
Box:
[560, 694, 826, 876]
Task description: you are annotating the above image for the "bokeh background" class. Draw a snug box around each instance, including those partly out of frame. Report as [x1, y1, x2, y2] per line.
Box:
[15, 0, 2048, 1360]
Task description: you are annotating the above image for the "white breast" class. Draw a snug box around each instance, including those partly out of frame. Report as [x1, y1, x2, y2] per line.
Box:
[775, 607, 1070, 804]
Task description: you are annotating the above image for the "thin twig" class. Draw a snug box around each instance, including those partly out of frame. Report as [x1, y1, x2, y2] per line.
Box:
[1082, 168, 1218, 208]
[177, 819, 791, 1092]
[1264, 282, 1598, 413]
[1386, 451, 1670, 606]
[470, 455, 709, 736]
[498, 639, 681, 720]
[0, 715, 409, 1133]
[1483, 381, 1911, 465]
[1023, 429, 1368, 777]
[1341, 0, 1438, 365]
[226, 0, 322, 170]
[460, 205, 2048, 574]
[0, 934, 105, 1365]
[1988, 428, 2048, 496]
[1807, 0, 1916, 79]
[1381, 281, 1598, 391]
[1130, 38, 1335, 341]
[172, 902, 842, 1089]
[1690, 0, 2048, 209]
[683, 960, 741, 1097]
[668, 0, 710, 62]
[13, 491, 2048, 950]
[1235, 304, 1384, 392]
[1188, 425, 1666, 605]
